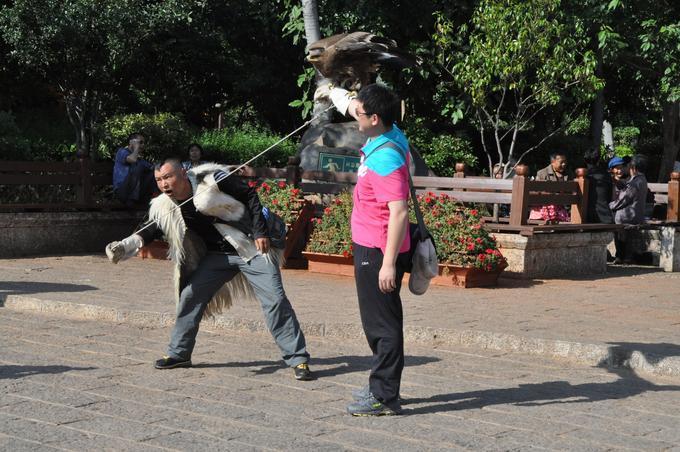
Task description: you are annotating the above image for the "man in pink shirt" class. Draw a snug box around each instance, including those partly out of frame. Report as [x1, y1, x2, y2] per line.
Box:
[330, 84, 410, 416]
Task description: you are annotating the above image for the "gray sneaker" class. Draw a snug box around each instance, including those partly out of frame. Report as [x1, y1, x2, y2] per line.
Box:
[351, 384, 371, 401]
[352, 385, 403, 403]
[347, 394, 402, 416]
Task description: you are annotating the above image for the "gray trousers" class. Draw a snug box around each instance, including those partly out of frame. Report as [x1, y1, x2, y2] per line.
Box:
[167, 252, 309, 367]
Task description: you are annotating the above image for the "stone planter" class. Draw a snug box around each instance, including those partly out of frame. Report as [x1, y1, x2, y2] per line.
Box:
[301, 251, 355, 277]
[431, 262, 507, 288]
[138, 240, 169, 260]
[302, 251, 506, 288]
[282, 201, 315, 268]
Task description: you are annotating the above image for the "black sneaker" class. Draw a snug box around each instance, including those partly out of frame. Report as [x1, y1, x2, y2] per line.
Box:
[347, 394, 402, 416]
[154, 355, 192, 369]
[293, 363, 313, 380]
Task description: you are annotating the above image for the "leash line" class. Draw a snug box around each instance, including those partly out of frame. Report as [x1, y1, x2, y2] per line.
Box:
[132, 105, 336, 236]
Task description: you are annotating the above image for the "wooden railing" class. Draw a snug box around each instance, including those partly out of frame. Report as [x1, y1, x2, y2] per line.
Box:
[2, 157, 679, 224]
[0, 159, 119, 211]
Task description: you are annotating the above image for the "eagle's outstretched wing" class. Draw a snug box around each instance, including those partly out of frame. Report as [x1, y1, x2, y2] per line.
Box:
[307, 32, 418, 89]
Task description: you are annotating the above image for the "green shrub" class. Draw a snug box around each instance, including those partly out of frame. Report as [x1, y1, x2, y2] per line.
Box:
[0, 111, 30, 160]
[195, 127, 297, 167]
[403, 118, 477, 177]
[98, 113, 194, 162]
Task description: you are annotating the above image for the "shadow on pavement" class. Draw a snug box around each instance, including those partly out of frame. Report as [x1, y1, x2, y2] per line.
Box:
[0, 365, 96, 380]
[404, 368, 680, 415]
[600, 342, 680, 367]
[194, 354, 440, 379]
[0, 281, 98, 296]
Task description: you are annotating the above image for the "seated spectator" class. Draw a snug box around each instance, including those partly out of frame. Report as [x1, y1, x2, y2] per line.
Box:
[536, 151, 570, 181]
[585, 149, 613, 224]
[530, 151, 570, 222]
[609, 155, 648, 264]
[112, 133, 155, 207]
[182, 143, 207, 170]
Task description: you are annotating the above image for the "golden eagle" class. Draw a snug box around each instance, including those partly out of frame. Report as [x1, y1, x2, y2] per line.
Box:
[307, 32, 418, 90]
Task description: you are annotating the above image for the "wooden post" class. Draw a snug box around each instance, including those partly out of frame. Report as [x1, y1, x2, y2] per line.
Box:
[286, 156, 302, 188]
[78, 157, 92, 206]
[570, 167, 588, 224]
[668, 172, 680, 222]
[509, 164, 529, 226]
[454, 162, 467, 178]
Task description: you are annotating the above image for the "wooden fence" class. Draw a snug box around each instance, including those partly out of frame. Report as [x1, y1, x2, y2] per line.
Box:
[2, 158, 679, 225]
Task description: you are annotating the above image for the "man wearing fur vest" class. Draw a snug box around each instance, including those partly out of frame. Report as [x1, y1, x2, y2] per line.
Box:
[105, 158, 312, 380]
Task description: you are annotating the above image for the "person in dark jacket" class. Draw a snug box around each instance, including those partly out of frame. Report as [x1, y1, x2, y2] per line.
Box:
[609, 155, 648, 264]
[584, 149, 614, 224]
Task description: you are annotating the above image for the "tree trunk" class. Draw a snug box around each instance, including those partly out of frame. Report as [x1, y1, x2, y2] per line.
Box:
[589, 90, 604, 151]
[62, 87, 100, 159]
[589, 50, 604, 151]
[658, 100, 680, 182]
[301, 0, 320, 45]
[602, 120, 614, 153]
[301, 0, 331, 123]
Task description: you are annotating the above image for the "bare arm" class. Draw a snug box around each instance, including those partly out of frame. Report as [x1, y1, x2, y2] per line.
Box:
[379, 199, 409, 293]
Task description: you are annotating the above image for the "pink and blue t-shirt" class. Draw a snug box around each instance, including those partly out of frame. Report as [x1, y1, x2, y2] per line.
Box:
[351, 125, 411, 253]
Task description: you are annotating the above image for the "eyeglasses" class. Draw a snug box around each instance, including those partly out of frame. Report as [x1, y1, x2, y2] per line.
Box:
[356, 110, 373, 117]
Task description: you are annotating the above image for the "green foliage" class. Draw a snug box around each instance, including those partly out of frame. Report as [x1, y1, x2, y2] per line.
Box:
[195, 127, 297, 167]
[252, 180, 305, 225]
[0, 111, 29, 160]
[434, 0, 603, 173]
[288, 66, 316, 118]
[305, 188, 507, 271]
[639, 20, 680, 102]
[98, 113, 193, 162]
[306, 191, 354, 256]
[0, 109, 76, 161]
[613, 126, 640, 156]
[404, 118, 477, 176]
[415, 194, 505, 270]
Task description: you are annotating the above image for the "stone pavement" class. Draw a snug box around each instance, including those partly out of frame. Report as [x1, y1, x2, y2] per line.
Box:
[1, 255, 680, 379]
[3, 309, 680, 451]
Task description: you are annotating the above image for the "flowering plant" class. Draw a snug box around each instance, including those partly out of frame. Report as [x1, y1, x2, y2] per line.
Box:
[304, 189, 506, 272]
[305, 191, 354, 257]
[249, 179, 305, 225]
[416, 192, 506, 271]
[539, 204, 570, 223]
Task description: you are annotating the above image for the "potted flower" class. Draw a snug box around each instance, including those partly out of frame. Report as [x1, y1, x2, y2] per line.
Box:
[417, 192, 507, 287]
[250, 179, 314, 265]
[303, 190, 507, 287]
[302, 191, 354, 276]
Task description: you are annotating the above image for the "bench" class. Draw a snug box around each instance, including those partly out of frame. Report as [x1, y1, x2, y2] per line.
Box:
[0, 159, 131, 212]
[613, 172, 680, 271]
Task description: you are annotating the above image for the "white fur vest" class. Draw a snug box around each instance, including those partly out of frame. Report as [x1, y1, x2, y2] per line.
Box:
[148, 163, 282, 318]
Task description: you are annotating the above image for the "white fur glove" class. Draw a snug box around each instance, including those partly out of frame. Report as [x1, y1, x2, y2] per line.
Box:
[329, 86, 356, 116]
[105, 234, 144, 264]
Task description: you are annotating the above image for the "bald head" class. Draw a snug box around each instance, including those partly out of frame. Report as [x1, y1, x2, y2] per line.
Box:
[154, 159, 191, 200]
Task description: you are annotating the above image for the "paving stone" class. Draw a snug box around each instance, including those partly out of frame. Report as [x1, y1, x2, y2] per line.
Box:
[0, 434, 61, 451]
[141, 431, 240, 452]
[64, 416, 178, 442]
[8, 381, 108, 408]
[3, 309, 680, 451]
[0, 399, 94, 425]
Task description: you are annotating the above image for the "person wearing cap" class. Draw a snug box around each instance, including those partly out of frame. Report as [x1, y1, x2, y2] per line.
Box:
[609, 155, 649, 264]
[328, 83, 412, 416]
[608, 156, 628, 186]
